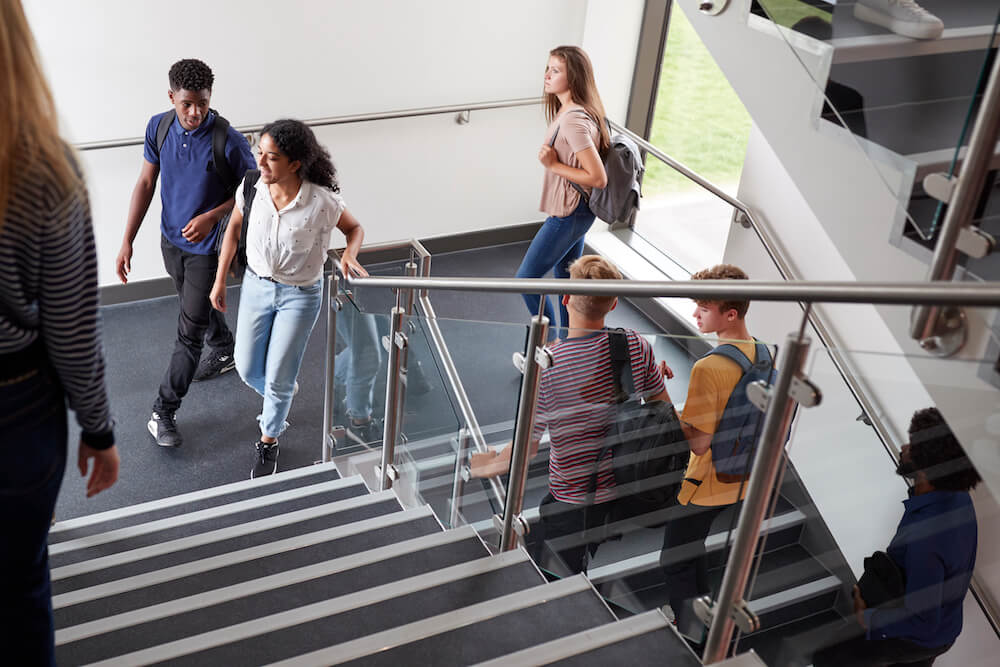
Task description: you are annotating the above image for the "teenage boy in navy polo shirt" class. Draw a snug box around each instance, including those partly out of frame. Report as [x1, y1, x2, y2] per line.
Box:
[116, 59, 256, 447]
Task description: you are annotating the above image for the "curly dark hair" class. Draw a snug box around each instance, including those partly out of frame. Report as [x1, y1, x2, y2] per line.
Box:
[906, 407, 981, 492]
[261, 119, 339, 192]
[168, 59, 214, 92]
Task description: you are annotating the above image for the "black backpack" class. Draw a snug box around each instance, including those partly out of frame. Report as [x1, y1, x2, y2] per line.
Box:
[704, 341, 776, 483]
[215, 169, 259, 280]
[154, 109, 238, 194]
[590, 330, 689, 509]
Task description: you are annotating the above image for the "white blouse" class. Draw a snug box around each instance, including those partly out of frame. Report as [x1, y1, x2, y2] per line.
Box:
[237, 178, 346, 286]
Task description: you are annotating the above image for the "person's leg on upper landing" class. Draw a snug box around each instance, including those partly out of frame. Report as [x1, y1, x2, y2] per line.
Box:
[193, 306, 236, 382]
[854, 0, 943, 40]
[335, 305, 383, 446]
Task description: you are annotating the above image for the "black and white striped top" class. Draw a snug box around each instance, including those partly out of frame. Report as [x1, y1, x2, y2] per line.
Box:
[0, 157, 114, 448]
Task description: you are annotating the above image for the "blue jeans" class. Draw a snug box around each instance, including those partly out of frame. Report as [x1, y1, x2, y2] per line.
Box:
[334, 301, 381, 420]
[516, 198, 595, 331]
[235, 271, 323, 439]
[0, 362, 68, 667]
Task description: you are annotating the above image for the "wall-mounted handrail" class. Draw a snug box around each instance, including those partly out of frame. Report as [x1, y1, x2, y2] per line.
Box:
[346, 274, 1000, 307]
[75, 97, 543, 152]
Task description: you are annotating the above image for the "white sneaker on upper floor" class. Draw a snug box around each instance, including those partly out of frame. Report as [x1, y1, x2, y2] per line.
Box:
[854, 0, 944, 40]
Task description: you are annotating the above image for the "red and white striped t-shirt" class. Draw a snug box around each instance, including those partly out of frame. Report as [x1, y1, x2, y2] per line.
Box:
[532, 329, 666, 504]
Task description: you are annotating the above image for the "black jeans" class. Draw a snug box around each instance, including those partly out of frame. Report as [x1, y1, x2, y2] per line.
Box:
[813, 627, 951, 667]
[0, 354, 68, 666]
[154, 236, 233, 413]
[660, 501, 740, 637]
[537, 493, 613, 575]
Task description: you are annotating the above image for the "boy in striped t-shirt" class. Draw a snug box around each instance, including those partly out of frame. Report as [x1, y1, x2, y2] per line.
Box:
[471, 255, 670, 573]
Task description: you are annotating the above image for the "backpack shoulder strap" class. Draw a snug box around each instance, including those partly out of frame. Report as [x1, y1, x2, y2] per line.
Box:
[241, 169, 261, 220]
[154, 111, 175, 155]
[607, 329, 636, 400]
[211, 111, 237, 193]
[753, 339, 773, 366]
[706, 343, 753, 373]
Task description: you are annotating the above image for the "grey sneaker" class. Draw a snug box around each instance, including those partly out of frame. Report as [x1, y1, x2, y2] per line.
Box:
[251, 440, 280, 479]
[148, 411, 182, 447]
[193, 349, 236, 382]
[345, 417, 383, 447]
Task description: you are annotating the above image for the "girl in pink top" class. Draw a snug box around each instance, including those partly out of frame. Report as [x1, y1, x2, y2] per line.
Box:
[516, 46, 610, 335]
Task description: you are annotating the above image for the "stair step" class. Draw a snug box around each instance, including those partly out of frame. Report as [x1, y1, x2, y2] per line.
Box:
[735, 609, 847, 667]
[50, 476, 370, 568]
[80, 550, 542, 666]
[471, 609, 700, 667]
[273, 576, 608, 667]
[49, 462, 345, 544]
[53, 506, 442, 625]
[710, 544, 831, 603]
[55, 526, 490, 664]
[51, 489, 403, 594]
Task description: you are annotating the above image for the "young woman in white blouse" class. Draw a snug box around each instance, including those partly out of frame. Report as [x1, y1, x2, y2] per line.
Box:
[210, 119, 366, 478]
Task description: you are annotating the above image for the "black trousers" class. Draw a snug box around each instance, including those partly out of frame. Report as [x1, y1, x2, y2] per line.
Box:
[154, 236, 233, 413]
[537, 493, 613, 575]
[660, 501, 740, 637]
[813, 628, 951, 667]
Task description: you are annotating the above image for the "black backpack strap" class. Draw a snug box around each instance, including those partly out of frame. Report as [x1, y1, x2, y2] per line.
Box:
[607, 329, 636, 401]
[154, 111, 175, 156]
[211, 111, 237, 194]
[238, 169, 261, 254]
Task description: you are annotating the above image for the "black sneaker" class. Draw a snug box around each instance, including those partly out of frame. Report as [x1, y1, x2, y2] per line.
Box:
[193, 349, 236, 382]
[148, 411, 182, 447]
[345, 417, 383, 447]
[251, 440, 279, 478]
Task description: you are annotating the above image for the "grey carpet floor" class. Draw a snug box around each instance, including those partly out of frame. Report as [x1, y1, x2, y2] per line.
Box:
[57, 241, 695, 520]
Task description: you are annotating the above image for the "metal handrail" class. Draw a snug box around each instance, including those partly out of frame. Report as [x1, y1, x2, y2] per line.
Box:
[611, 119, 908, 450]
[75, 97, 543, 151]
[345, 274, 1000, 306]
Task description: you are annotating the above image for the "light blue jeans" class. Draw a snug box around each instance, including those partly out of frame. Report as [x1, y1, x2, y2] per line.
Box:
[235, 270, 323, 439]
[334, 302, 381, 420]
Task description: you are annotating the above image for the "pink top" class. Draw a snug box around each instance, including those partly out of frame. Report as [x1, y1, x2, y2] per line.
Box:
[539, 108, 599, 217]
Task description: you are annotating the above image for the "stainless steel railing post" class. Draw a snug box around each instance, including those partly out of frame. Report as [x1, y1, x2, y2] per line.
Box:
[321, 273, 340, 463]
[499, 311, 549, 552]
[702, 331, 812, 664]
[450, 428, 472, 529]
[378, 305, 407, 490]
[911, 51, 1000, 353]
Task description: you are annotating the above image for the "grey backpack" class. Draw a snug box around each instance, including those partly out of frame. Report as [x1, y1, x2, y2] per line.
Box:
[550, 110, 643, 224]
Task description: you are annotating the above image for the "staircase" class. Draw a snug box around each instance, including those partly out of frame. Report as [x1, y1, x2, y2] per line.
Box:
[50, 462, 700, 665]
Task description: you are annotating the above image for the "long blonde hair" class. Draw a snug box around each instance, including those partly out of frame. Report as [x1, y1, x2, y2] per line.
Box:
[544, 46, 610, 155]
[0, 0, 79, 227]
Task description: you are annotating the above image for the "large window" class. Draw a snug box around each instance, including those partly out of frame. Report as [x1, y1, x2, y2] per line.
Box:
[630, 2, 752, 276]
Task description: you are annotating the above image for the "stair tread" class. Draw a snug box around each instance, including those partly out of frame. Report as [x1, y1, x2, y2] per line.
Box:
[53, 511, 443, 627]
[48, 465, 346, 544]
[95, 554, 544, 666]
[56, 530, 490, 665]
[709, 544, 832, 602]
[52, 494, 404, 595]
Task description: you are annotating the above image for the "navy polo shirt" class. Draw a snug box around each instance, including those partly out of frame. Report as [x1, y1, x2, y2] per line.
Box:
[864, 489, 978, 648]
[143, 111, 256, 255]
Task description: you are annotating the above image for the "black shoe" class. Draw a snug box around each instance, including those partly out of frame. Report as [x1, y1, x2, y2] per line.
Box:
[251, 440, 279, 478]
[148, 411, 182, 447]
[193, 349, 236, 382]
[345, 417, 383, 447]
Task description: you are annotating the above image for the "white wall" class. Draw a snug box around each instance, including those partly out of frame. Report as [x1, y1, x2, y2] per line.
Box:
[24, 0, 595, 286]
[582, 0, 646, 123]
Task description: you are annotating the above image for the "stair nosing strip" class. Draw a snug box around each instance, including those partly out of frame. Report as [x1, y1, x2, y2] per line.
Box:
[50, 464, 348, 534]
[469, 609, 670, 667]
[52, 505, 434, 608]
[51, 489, 400, 581]
[265, 574, 592, 667]
[748, 575, 841, 615]
[82, 550, 530, 667]
[587, 509, 806, 584]
[830, 25, 1000, 65]
[51, 477, 368, 555]
[56, 525, 479, 645]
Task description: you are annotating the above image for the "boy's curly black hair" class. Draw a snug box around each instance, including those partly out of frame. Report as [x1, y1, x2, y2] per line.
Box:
[262, 119, 339, 192]
[168, 59, 214, 92]
[907, 407, 981, 492]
